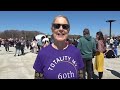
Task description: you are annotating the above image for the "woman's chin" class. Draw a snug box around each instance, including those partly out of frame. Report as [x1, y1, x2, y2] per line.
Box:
[56, 38, 65, 42]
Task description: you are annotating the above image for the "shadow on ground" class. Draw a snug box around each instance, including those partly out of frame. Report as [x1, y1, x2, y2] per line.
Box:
[92, 73, 99, 79]
[8, 51, 13, 52]
[106, 69, 120, 78]
[23, 52, 30, 55]
[18, 52, 30, 56]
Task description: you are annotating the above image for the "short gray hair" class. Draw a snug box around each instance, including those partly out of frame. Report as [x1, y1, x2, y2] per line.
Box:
[52, 15, 70, 30]
[83, 28, 90, 35]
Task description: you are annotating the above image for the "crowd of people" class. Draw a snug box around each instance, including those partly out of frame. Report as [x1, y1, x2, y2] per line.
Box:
[0, 15, 120, 79]
[0, 37, 27, 56]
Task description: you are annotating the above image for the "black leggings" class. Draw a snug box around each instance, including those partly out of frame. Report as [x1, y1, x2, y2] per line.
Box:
[98, 72, 103, 79]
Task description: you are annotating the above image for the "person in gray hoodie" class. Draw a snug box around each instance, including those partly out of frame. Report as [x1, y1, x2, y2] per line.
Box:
[77, 28, 96, 79]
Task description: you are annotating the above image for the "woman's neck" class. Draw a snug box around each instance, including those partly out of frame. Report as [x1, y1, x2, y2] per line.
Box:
[52, 41, 68, 50]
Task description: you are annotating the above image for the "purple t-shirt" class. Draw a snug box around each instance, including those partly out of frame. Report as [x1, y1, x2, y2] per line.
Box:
[33, 44, 84, 79]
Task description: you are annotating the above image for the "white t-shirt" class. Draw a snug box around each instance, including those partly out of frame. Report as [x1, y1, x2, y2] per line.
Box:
[110, 38, 114, 44]
[42, 38, 49, 43]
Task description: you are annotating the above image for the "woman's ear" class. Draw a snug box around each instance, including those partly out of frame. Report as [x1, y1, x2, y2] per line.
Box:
[51, 27, 54, 33]
[68, 29, 70, 33]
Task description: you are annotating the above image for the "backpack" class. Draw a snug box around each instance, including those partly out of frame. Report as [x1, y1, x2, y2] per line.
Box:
[105, 50, 115, 58]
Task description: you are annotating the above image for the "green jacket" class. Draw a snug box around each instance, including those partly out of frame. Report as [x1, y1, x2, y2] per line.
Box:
[77, 35, 96, 59]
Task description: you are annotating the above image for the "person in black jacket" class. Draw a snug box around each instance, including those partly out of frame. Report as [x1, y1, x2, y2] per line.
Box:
[105, 47, 115, 58]
[14, 39, 21, 56]
[4, 39, 9, 52]
[20, 37, 25, 55]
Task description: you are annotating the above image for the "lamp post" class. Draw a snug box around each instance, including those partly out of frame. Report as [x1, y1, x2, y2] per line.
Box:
[106, 20, 116, 39]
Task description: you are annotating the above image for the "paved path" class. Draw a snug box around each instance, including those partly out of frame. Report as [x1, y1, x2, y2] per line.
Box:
[0, 46, 120, 79]
[0, 46, 37, 79]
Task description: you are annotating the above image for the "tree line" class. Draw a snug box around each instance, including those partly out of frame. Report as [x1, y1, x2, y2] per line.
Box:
[0, 30, 45, 40]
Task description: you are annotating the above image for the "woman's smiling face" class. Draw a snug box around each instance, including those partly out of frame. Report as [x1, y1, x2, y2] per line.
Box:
[51, 16, 70, 42]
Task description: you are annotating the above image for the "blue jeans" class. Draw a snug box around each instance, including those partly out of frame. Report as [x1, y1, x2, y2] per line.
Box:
[15, 49, 20, 56]
[114, 47, 118, 56]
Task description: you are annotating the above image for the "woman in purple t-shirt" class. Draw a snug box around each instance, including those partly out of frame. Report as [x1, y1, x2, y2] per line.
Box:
[33, 15, 84, 79]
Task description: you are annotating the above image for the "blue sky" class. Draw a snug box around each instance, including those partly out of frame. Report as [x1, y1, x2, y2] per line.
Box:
[0, 11, 120, 37]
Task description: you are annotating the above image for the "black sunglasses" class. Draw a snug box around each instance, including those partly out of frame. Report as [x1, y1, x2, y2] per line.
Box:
[52, 24, 70, 30]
